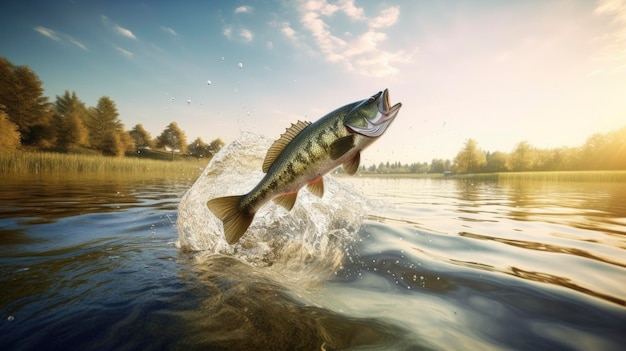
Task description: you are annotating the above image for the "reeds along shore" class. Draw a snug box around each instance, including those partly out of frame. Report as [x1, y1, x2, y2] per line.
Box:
[342, 170, 626, 183]
[0, 151, 208, 179]
[3, 151, 625, 183]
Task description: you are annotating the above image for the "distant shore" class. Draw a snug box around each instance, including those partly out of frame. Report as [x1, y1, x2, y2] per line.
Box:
[336, 170, 626, 182]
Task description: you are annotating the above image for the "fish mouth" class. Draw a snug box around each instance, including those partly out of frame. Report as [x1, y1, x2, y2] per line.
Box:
[347, 89, 402, 138]
[379, 88, 402, 121]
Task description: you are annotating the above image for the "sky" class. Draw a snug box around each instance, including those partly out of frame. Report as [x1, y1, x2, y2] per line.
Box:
[1, 0, 625, 166]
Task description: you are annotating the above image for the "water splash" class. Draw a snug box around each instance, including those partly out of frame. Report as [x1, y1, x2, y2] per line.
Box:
[177, 133, 371, 270]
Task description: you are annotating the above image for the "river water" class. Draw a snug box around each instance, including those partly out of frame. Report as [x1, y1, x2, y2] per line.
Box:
[1, 137, 625, 350]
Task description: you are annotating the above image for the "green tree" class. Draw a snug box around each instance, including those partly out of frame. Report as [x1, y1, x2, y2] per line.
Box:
[187, 137, 208, 158]
[507, 141, 536, 171]
[0, 57, 53, 146]
[207, 138, 225, 156]
[87, 96, 122, 150]
[454, 138, 486, 173]
[129, 124, 153, 151]
[484, 151, 508, 172]
[0, 105, 20, 150]
[430, 158, 446, 173]
[156, 122, 187, 160]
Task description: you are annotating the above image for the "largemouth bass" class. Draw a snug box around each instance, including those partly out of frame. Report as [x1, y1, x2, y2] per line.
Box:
[207, 89, 402, 244]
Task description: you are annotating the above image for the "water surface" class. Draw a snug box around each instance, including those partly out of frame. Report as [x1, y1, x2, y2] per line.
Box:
[1, 169, 625, 350]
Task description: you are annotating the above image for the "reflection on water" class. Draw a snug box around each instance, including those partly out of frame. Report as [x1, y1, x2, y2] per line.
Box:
[342, 177, 626, 305]
[179, 255, 420, 350]
[1, 174, 625, 350]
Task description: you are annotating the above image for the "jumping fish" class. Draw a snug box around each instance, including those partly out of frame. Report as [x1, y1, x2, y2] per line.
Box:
[207, 89, 402, 244]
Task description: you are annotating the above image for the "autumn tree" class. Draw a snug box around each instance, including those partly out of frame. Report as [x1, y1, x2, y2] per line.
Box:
[99, 131, 122, 157]
[0, 105, 20, 150]
[53, 91, 89, 151]
[581, 127, 626, 170]
[507, 141, 536, 171]
[129, 124, 153, 151]
[87, 96, 123, 151]
[454, 138, 486, 173]
[0, 57, 53, 146]
[156, 122, 187, 160]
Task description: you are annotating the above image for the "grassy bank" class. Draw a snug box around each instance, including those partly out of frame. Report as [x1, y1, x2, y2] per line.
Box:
[0, 151, 209, 179]
[348, 170, 626, 182]
[452, 171, 626, 182]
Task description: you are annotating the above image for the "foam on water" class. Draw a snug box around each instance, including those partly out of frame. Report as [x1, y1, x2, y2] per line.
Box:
[177, 132, 371, 270]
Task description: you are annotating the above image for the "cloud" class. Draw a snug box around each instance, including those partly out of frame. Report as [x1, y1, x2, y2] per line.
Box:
[593, 0, 626, 74]
[161, 26, 177, 36]
[370, 7, 400, 28]
[281, 23, 298, 41]
[223, 26, 233, 39]
[68, 38, 88, 51]
[240, 28, 254, 42]
[234, 5, 253, 14]
[102, 15, 137, 40]
[223, 25, 254, 43]
[339, 0, 365, 20]
[116, 46, 134, 58]
[34, 26, 61, 41]
[293, 0, 414, 77]
[114, 24, 136, 39]
[34, 26, 88, 51]
[300, 10, 347, 62]
[594, 0, 626, 22]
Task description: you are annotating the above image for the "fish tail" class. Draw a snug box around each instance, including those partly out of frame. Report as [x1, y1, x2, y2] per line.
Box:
[207, 195, 254, 244]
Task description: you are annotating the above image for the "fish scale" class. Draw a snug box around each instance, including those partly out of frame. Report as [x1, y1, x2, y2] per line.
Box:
[207, 89, 402, 244]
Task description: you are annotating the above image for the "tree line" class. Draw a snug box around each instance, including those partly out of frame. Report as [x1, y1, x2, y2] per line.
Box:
[0, 57, 223, 159]
[359, 126, 626, 174]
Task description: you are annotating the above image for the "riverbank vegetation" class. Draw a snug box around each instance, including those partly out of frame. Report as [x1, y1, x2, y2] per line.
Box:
[355, 125, 626, 176]
[3, 56, 625, 181]
[0, 56, 223, 161]
[343, 170, 626, 183]
[0, 150, 208, 179]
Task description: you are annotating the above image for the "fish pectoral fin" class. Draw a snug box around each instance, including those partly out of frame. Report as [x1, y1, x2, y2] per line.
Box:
[263, 120, 312, 173]
[330, 135, 354, 160]
[207, 195, 254, 245]
[307, 177, 324, 197]
[272, 192, 298, 211]
[343, 152, 360, 175]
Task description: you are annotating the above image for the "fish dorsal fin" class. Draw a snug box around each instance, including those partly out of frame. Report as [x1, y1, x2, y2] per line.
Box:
[343, 151, 360, 175]
[273, 192, 298, 211]
[329, 135, 354, 160]
[263, 120, 311, 173]
[307, 177, 324, 197]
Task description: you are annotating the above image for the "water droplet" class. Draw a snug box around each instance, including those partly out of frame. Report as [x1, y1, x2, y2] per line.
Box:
[187, 99, 191, 105]
[170, 97, 175, 102]
[221, 56, 225, 61]
[7, 316, 14, 322]
[207, 80, 212, 85]
[238, 62, 243, 68]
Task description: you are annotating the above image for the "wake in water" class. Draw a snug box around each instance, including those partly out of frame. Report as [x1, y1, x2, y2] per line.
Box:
[176, 133, 422, 350]
[177, 132, 372, 271]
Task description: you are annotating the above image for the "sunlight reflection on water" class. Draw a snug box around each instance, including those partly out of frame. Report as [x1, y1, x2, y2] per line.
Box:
[1, 172, 625, 350]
